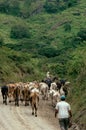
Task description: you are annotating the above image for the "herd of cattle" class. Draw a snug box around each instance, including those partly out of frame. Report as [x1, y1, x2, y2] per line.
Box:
[0, 78, 70, 117]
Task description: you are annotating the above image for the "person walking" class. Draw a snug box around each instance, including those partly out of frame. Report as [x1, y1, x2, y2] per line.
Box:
[55, 95, 72, 130]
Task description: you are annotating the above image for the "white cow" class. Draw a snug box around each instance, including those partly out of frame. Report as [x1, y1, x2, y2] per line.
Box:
[39, 82, 49, 100]
[59, 85, 65, 96]
[49, 89, 60, 107]
[50, 82, 57, 90]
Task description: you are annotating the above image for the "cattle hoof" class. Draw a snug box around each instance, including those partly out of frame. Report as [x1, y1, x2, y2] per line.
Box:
[9, 101, 11, 103]
[35, 115, 37, 117]
[32, 112, 34, 115]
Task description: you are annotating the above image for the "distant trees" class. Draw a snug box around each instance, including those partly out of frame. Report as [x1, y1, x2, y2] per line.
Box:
[10, 24, 30, 39]
[44, 0, 78, 13]
[64, 28, 86, 49]
[0, 0, 78, 17]
[44, 0, 58, 13]
[0, 0, 20, 16]
[38, 46, 58, 58]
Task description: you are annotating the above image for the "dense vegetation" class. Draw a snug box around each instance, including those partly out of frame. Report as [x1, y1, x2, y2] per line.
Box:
[0, 0, 86, 129]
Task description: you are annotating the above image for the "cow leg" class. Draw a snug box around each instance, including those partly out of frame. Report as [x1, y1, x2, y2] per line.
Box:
[16, 98, 19, 106]
[5, 94, 7, 105]
[25, 100, 29, 106]
[32, 103, 34, 115]
[34, 104, 37, 117]
[9, 95, 12, 103]
[15, 99, 17, 106]
[2, 94, 5, 104]
[3, 95, 6, 104]
[15, 98, 19, 106]
[25, 100, 27, 106]
[17, 101, 19, 106]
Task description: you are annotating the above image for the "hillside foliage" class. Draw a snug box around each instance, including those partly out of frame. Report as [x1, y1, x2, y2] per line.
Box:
[0, 0, 86, 129]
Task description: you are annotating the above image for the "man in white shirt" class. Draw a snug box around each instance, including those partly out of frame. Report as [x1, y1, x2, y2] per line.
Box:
[55, 95, 72, 130]
[46, 71, 50, 78]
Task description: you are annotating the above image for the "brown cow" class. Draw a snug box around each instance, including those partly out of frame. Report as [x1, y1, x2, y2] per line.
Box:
[7, 83, 21, 106]
[13, 84, 20, 106]
[23, 84, 30, 106]
[7, 83, 16, 103]
[30, 88, 39, 117]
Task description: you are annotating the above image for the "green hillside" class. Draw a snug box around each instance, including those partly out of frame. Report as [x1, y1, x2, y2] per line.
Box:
[0, 0, 86, 129]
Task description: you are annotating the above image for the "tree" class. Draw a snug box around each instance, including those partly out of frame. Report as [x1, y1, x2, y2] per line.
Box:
[38, 46, 58, 58]
[0, 35, 4, 47]
[44, 0, 58, 13]
[64, 22, 71, 32]
[10, 24, 30, 39]
[77, 28, 86, 41]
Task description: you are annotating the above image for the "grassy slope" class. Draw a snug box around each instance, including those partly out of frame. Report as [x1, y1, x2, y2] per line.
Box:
[67, 46, 86, 129]
[0, 0, 86, 129]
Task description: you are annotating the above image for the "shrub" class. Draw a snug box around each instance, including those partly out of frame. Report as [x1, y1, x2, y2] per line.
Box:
[50, 63, 67, 76]
[67, 56, 85, 78]
[0, 0, 9, 13]
[10, 24, 30, 39]
[44, 1, 58, 13]
[64, 22, 71, 32]
[44, 0, 78, 13]
[0, 0, 20, 16]
[67, 0, 77, 7]
[8, 0, 20, 16]
[77, 28, 86, 41]
[0, 35, 4, 47]
[38, 46, 58, 58]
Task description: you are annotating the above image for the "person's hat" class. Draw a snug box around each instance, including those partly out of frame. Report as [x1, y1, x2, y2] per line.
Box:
[60, 95, 65, 100]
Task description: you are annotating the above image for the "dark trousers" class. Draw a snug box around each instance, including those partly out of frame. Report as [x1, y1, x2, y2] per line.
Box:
[59, 118, 69, 130]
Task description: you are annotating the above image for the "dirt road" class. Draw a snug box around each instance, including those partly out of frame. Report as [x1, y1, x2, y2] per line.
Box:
[0, 92, 60, 130]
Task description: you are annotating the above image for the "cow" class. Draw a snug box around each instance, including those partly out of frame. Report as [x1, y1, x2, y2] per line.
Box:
[1, 85, 8, 105]
[39, 82, 49, 100]
[49, 89, 60, 107]
[22, 83, 30, 106]
[56, 79, 70, 96]
[7, 82, 22, 106]
[17, 82, 25, 102]
[20, 81, 39, 106]
[50, 82, 57, 90]
[59, 85, 65, 96]
[13, 84, 20, 106]
[30, 88, 39, 117]
[7, 83, 16, 103]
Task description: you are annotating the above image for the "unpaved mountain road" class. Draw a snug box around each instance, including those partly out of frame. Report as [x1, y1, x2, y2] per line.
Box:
[0, 92, 60, 130]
